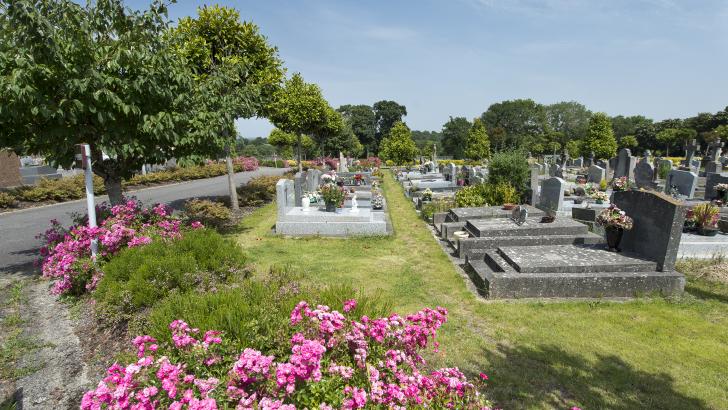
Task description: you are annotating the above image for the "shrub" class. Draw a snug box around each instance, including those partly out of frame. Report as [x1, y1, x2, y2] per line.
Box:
[15, 174, 104, 202]
[455, 182, 519, 208]
[658, 161, 672, 179]
[83, 298, 492, 409]
[0, 191, 17, 208]
[94, 229, 248, 325]
[232, 156, 259, 172]
[184, 199, 231, 228]
[488, 150, 530, 193]
[237, 175, 282, 207]
[421, 198, 455, 221]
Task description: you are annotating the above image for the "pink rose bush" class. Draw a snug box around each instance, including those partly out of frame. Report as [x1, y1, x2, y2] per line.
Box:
[82, 300, 493, 409]
[38, 199, 203, 296]
[233, 156, 260, 172]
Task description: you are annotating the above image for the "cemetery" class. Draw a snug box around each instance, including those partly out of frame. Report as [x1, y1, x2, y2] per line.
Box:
[2, 1, 728, 409]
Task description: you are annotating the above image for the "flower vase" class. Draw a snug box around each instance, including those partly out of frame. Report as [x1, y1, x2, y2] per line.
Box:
[605, 226, 624, 252]
[301, 197, 310, 212]
[697, 226, 719, 237]
[325, 201, 336, 212]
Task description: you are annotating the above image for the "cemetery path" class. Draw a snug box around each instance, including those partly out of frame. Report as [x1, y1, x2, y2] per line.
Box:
[0, 166, 286, 274]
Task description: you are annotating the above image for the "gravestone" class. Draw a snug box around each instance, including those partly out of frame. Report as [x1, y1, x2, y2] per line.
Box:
[276, 179, 295, 217]
[614, 148, 636, 181]
[293, 172, 305, 206]
[681, 139, 700, 167]
[529, 165, 540, 205]
[634, 158, 657, 189]
[572, 157, 583, 168]
[664, 170, 698, 198]
[0, 150, 22, 188]
[538, 177, 566, 212]
[608, 157, 618, 171]
[548, 163, 563, 178]
[587, 165, 606, 184]
[613, 190, 685, 271]
[586, 152, 595, 167]
[448, 163, 457, 181]
[704, 172, 728, 200]
[306, 169, 322, 191]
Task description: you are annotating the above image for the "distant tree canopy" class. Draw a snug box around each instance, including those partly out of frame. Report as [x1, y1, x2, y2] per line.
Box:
[411, 130, 443, 157]
[441, 117, 472, 159]
[481, 99, 548, 151]
[373, 100, 407, 146]
[583, 113, 618, 159]
[464, 118, 490, 161]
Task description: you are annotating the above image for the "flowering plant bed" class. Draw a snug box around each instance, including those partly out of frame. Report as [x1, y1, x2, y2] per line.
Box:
[596, 204, 633, 230]
[82, 300, 493, 409]
[590, 191, 609, 204]
[611, 176, 630, 191]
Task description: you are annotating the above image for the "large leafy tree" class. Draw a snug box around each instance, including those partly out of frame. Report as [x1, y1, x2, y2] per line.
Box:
[610, 115, 653, 140]
[464, 118, 490, 161]
[338, 104, 376, 154]
[440, 117, 471, 159]
[481, 99, 548, 151]
[656, 128, 680, 156]
[267, 73, 335, 172]
[170, 5, 284, 209]
[545, 101, 591, 147]
[373, 100, 407, 148]
[0, 0, 222, 204]
[582, 113, 617, 159]
[379, 122, 417, 165]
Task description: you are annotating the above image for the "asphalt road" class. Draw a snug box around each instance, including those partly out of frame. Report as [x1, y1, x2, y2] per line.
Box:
[0, 167, 286, 274]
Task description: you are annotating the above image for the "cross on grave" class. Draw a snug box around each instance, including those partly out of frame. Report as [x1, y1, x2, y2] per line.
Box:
[683, 139, 700, 166]
[707, 139, 724, 162]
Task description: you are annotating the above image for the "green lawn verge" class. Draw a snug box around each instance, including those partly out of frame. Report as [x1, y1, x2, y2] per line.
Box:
[234, 172, 728, 409]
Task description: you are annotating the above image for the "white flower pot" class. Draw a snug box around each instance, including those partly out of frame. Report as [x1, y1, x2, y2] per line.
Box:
[302, 197, 310, 211]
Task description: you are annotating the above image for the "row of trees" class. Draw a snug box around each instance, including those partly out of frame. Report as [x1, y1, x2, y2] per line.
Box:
[0, 0, 348, 203]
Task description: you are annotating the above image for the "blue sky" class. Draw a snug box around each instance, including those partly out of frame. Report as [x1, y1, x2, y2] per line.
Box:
[129, 0, 728, 139]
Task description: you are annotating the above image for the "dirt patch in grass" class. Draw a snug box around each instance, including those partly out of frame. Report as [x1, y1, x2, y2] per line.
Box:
[677, 256, 728, 284]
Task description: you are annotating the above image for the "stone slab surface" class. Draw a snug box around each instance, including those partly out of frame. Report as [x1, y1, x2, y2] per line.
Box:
[281, 207, 372, 222]
[456, 233, 604, 258]
[449, 204, 543, 222]
[498, 245, 657, 273]
[465, 217, 587, 238]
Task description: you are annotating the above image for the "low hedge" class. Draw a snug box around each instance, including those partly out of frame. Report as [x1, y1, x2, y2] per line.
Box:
[184, 199, 232, 228]
[93, 229, 248, 326]
[238, 175, 284, 207]
[455, 182, 519, 208]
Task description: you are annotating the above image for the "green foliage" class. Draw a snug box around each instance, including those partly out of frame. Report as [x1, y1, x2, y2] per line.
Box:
[441, 116, 471, 159]
[420, 198, 455, 221]
[455, 182, 518, 208]
[94, 229, 248, 326]
[237, 175, 282, 207]
[14, 175, 104, 202]
[582, 113, 618, 159]
[620, 135, 639, 149]
[565, 140, 581, 159]
[373, 100, 407, 147]
[379, 122, 418, 165]
[464, 118, 490, 160]
[487, 150, 530, 193]
[545, 101, 592, 144]
[0, 191, 16, 208]
[656, 128, 680, 156]
[658, 161, 672, 179]
[0, 0, 231, 204]
[338, 105, 377, 153]
[481, 99, 547, 151]
[184, 199, 232, 229]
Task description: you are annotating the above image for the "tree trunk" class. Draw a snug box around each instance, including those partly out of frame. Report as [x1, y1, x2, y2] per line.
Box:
[103, 175, 124, 205]
[298, 134, 303, 173]
[225, 145, 240, 212]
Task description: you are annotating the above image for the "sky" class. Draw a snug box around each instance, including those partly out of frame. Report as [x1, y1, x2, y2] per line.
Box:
[128, 0, 728, 139]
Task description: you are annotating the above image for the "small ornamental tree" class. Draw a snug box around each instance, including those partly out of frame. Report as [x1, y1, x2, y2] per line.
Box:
[582, 112, 618, 159]
[379, 122, 418, 165]
[267, 73, 336, 172]
[620, 135, 639, 150]
[464, 118, 490, 161]
[656, 128, 679, 157]
[0, 0, 224, 204]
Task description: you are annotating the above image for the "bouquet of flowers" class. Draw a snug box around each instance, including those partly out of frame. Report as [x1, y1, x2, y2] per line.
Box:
[692, 203, 719, 228]
[320, 173, 336, 185]
[716, 183, 728, 192]
[422, 188, 433, 201]
[584, 183, 597, 196]
[612, 176, 630, 191]
[596, 204, 634, 230]
[372, 194, 384, 209]
[305, 191, 322, 204]
[590, 191, 609, 204]
[320, 183, 346, 207]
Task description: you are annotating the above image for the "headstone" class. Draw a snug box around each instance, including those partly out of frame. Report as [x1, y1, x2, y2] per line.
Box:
[572, 157, 583, 168]
[0, 150, 22, 188]
[276, 179, 295, 217]
[338, 152, 348, 173]
[613, 190, 685, 271]
[529, 165, 540, 205]
[614, 148, 636, 181]
[448, 163, 457, 181]
[586, 151, 595, 167]
[306, 169, 322, 191]
[587, 165, 606, 184]
[293, 172, 305, 206]
[664, 170, 698, 198]
[681, 139, 699, 167]
[608, 157, 618, 171]
[634, 158, 657, 189]
[704, 172, 728, 200]
[538, 177, 566, 212]
[548, 163, 559, 177]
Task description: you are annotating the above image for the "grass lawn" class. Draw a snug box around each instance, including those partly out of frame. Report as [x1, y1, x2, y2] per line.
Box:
[234, 171, 728, 409]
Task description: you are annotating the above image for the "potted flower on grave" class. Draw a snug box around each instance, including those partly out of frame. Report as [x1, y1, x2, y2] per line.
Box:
[596, 204, 634, 252]
[422, 188, 433, 202]
[692, 203, 720, 236]
[372, 193, 385, 210]
[683, 209, 696, 233]
[456, 172, 466, 186]
[715, 183, 728, 202]
[354, 173, 364, 186]
[320, 182, 346, 212]
[612, 176, 630, 192]
[591, 191, 609, 205]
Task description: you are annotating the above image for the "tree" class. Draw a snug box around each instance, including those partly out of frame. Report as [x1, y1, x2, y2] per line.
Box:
[411, 130, 442, 157]
[338, 104, 376, 154]
[582, 113, 617, 159]
[0, 0, 229, 204]
[714, 125, 728, 140]
[171, 5, 284, 210]
[373, 100, 407, 148]
[267, 73, 334, 172]
[267, 128, 297, 158]
[545, 101, 591, 151]
[379, 122, 417, 165]
[464, 118, 490, 161]
[565, 140, 581, 158]
[441, 117, 471, 159]
[619, 135, 639, 150]
[656, 129, 679, 156]
[318, 112, 362, 158]
[481, 99, 548, 151]
[611, 115, 653, 140]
